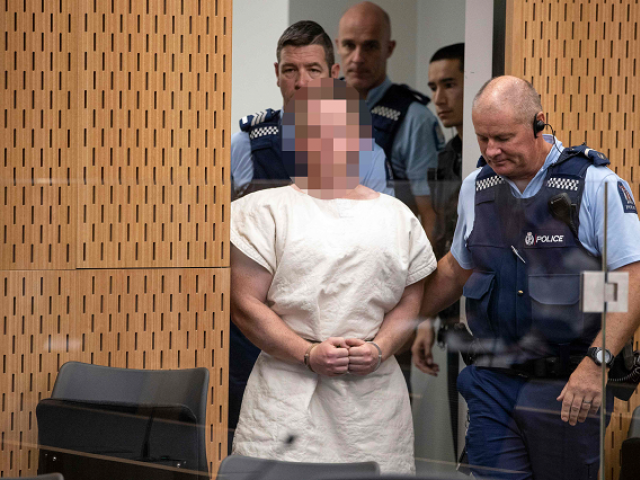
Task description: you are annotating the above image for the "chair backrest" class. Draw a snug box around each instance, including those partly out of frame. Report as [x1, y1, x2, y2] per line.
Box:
[39, 361, 210, 475]
[628, 405, 640, 438]
[217, 455, 380, 480]
[51, 361, 209, 426]
[621, 406, 640, 480]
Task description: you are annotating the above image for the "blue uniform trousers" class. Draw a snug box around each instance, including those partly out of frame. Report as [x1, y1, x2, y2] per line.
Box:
[458, 365, 613, 480]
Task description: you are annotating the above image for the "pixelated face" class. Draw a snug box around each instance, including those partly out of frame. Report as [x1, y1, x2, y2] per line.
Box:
[275, 45, 340, 106]
[472, 105, 540, 182]
[428, 59, 464, 129]
[336, 14, 394, 94]
[282, 78, 373, 197]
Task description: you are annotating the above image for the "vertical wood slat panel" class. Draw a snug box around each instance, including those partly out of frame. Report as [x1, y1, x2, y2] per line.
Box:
[505, 2, 639, 479]
[0, 1, 77, 270]
[0, 268, 229, 477]
[1, 0, 231, 477]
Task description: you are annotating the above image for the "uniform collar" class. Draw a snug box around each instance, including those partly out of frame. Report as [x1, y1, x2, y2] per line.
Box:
[365, 76, 393, 110]
[539, 134, 564, 170]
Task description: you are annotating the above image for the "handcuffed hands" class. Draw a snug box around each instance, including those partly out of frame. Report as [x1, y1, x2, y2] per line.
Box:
[308, 337, 381, 376]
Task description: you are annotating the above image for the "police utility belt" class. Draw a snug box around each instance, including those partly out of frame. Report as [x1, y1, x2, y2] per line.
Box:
[440, 322, 592, 379]
[440, 323, 640, 399]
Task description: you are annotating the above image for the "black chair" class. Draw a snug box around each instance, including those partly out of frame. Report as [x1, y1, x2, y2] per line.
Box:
[217, 455, 379, 480]
[620, 405, 640, 480]
[37, 361, 210, 480]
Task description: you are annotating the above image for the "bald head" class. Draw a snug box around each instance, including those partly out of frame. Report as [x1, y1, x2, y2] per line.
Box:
[473, 75, 543, 126]
[340, 2, 392, 42]
[336, 2, 395, 96]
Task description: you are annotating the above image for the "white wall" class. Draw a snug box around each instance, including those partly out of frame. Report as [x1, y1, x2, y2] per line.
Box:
[462, 0, 494, 177]
[231, 0, 290, 134]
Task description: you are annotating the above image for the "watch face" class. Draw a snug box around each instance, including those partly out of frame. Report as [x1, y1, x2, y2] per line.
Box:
[595, 349, 613, 365]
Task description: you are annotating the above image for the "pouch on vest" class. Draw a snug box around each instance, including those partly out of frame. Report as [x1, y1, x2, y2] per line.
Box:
[528, 274, 583, 345]
[463, 271, 496, 338]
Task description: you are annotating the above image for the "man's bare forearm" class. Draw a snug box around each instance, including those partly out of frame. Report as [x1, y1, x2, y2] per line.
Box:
[419, 252, 471, 319]
[374, 279, 425, 360]
[232, 295, 310, 365]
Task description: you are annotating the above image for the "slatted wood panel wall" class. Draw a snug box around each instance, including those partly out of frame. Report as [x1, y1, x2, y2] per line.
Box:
[0, 0, 231, 476]
[505, 1, 638, 479]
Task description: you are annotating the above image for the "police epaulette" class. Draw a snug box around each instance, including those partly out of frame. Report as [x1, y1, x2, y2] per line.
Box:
[239, 108, 279, 132]
[398, 84, 430, 106]
[563, 143, 610, 167]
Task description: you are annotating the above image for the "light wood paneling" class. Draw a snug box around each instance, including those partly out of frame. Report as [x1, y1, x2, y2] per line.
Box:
[505, 1, 639, 479]
[1, 0, 231, 477]
[77, 0, 229, 269]
[0, 0, 78, 270]
[0, 268, 229, 476]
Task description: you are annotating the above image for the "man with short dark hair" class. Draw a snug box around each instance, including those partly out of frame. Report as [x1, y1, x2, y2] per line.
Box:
[426, 43, 464, 261]
[414, 75, 640, 479]
[230, 20, 391, 199]
[413, 42, 466, 460]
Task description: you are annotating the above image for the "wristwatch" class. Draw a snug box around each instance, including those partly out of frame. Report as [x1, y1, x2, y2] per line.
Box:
[586, 347, 614, 368]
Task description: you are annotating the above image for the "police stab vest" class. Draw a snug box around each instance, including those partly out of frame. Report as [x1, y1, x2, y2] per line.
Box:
[464, 145, 610, 359]
[371, 83, 430, 212]
[238, 108, 292, 197]
[371, 83, 430, 170]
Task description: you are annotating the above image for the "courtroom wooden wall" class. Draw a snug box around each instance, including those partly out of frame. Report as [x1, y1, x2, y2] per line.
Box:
[505, 1, 639, 479]
[0, 0, 231, 476]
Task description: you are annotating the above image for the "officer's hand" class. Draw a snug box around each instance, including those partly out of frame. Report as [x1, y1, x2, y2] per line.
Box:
[345, 338, 380, 376]
[309, 337, 350, 376]
[412, 319, 440, 376]
[557, 358, 605, 426]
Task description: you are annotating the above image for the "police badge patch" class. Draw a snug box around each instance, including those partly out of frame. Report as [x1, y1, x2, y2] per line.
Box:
[525, 232, 535, 247]
[617, 181, 638, 214]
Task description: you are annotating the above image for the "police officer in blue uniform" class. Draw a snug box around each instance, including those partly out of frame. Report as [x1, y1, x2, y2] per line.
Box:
[230, 21, 392, 200]
[414, 76, 640, 479]
[228, 20, 392, 450]
[336, 1, 444, 393]
[336, 2, 444, 231]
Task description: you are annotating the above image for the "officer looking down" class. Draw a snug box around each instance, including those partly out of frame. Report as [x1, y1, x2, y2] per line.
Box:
[413, 75, 640, 479]
[228, 20, 392, 449]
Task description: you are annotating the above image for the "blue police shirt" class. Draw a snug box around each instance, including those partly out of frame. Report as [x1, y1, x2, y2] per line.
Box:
[230, 109, 394, 197]
[452, 135, 640, 271]
[366, 77, 445, 197]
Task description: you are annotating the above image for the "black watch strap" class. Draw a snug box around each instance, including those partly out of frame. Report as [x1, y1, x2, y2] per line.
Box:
[587, 347, 614, 368]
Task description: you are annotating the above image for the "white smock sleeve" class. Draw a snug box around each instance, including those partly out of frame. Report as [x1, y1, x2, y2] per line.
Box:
[230, 194, 277, 275]
[405, 214, 437, 286]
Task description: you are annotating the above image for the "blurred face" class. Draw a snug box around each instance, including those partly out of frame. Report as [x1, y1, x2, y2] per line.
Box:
[275, 45, 340, 106]
[283, 78, 370, 197]
[296, 98, 362, 192]
[336, 13, 395, 95]
[428, 59, 464, 129]
[472, 105, 542, 182]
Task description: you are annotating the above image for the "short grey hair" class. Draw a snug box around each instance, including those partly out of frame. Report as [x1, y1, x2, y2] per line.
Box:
[473, 76, 543, 125]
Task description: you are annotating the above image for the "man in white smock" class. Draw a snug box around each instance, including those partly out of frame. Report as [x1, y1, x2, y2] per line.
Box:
[230, 78, 437, 473]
